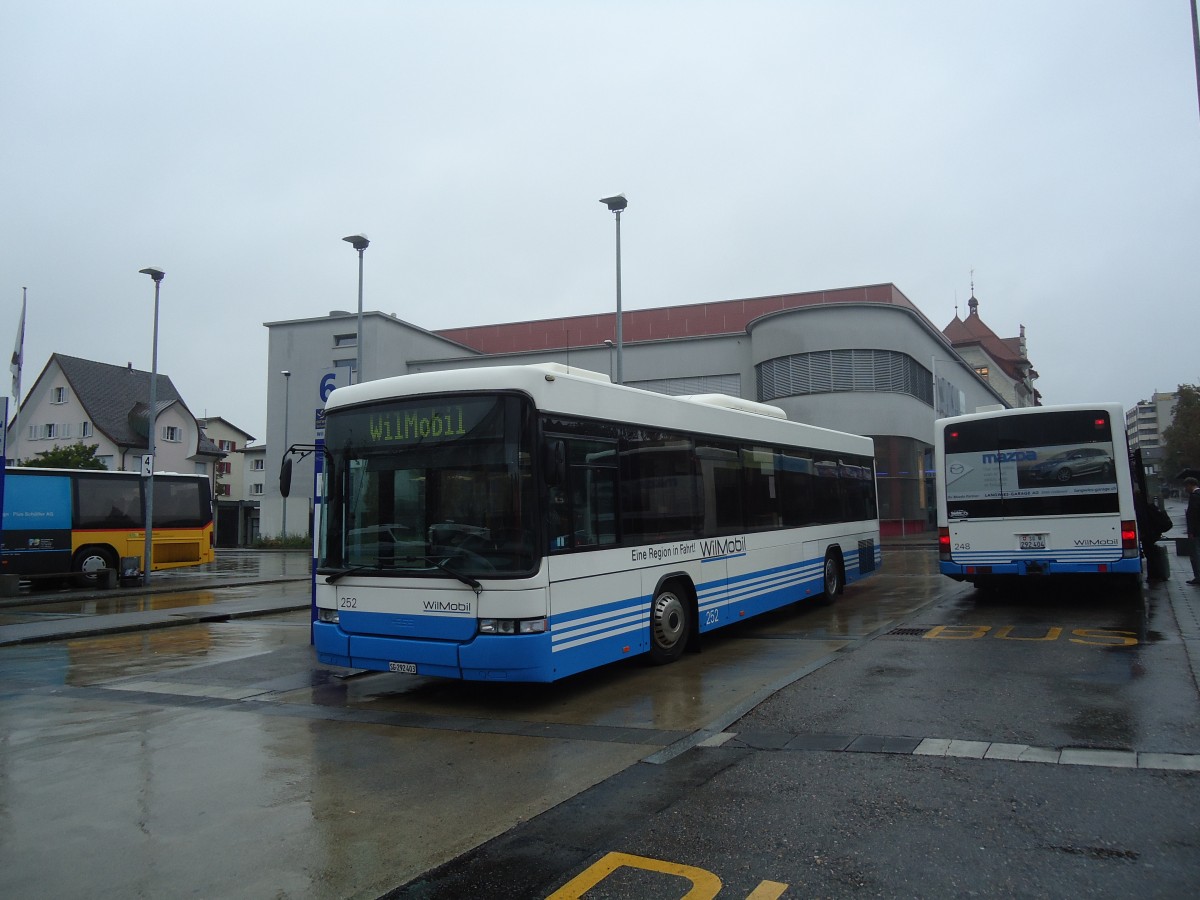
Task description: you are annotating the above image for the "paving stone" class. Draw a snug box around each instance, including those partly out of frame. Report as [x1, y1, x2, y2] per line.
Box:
[1059, 748, 1138, 768]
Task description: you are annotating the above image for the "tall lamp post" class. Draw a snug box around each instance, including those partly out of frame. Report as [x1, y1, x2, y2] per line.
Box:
[138, 266, 165, 585]
[599, 194, 627, 384]
[281, 369, 291, 536]
[343, 233, 370, 384]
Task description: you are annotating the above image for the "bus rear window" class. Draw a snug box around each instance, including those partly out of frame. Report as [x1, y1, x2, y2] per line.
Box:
[943, 409, 1120, 519]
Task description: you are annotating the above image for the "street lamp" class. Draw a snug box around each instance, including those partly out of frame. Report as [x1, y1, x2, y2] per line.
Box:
[599, 194, 627, 384]
[138, 266, 165, 585]
[281, 370, 291, 537]
[603, 339, 614, 381]
[343, 233, 370, 384]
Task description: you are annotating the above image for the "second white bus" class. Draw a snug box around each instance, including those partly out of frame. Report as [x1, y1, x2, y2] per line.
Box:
[935, 403, 1140, 589]
[298, 363, 881, 682]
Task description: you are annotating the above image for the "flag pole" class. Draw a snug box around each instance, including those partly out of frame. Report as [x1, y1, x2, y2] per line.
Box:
[8, 288, 24, 463]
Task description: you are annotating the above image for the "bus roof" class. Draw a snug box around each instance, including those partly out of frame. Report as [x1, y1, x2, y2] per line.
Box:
[3, 466, 207, 479]
[326, 364, 873, 455]
[935, 401, 1123, 428]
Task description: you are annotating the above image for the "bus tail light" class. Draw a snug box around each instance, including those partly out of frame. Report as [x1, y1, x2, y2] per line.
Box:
[938, 527, 951, 561]
[1121, 520, 1138, 557]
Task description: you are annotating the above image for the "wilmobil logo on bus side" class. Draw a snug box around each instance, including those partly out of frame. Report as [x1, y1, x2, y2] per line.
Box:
[421, 599, 473, 615]
[630, 536, 749, 565]
[701, 537, 747, 557]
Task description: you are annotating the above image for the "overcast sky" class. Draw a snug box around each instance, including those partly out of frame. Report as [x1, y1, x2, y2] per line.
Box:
[4, 1, 1198, 441]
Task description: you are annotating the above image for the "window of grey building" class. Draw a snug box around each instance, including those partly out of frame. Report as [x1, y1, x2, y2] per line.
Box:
[757, 350, 934, 406]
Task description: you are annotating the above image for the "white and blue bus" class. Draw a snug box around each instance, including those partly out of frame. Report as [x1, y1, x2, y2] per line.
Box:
[935, 403, 1140, 588]
[294, 364, 880, 682]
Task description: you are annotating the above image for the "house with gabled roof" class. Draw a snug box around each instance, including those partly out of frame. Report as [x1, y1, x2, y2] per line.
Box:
[942, 293, 1040, 408]
[197, 416, 259, 547]
[6, 353, 224, 477]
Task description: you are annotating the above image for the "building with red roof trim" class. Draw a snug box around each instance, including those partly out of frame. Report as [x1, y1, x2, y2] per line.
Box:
[264, 282, 1037, 537]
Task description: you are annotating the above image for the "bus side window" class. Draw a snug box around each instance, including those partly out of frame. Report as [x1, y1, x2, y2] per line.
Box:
[742, 446, 781, 530]
[562, 438, 618, 549]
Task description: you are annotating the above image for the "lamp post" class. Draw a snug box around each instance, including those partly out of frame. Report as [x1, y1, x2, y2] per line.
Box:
[281, 369, 291, 537]
[603, 339, 614, 381]
[343, 233, 370, 384]
[138, 266, 164, 585]
[599, 194, 627, 384]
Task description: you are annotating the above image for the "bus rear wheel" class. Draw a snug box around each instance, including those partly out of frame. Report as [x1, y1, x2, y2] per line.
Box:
[649, 584, 691, 665]
[818, 551, 843, 604]
[73, 546, 117, 583]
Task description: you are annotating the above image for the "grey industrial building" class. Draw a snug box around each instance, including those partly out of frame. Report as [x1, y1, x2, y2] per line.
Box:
[263, 283, 1037, 538]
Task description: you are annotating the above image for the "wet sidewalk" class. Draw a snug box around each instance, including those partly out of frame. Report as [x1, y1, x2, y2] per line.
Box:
[0, 550, 312, 647]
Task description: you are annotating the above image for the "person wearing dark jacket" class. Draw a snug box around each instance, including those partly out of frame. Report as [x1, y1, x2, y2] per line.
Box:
[1186, 477, 1200, 585]
[1136, 487, 1174, 583]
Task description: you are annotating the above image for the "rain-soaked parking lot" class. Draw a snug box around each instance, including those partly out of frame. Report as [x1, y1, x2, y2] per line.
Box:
[1, 547, 1198, 898]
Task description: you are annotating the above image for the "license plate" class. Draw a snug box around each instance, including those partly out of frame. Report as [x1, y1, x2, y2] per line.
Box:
[388, 661, 417, 674]
[1018, 533, 1046, 550]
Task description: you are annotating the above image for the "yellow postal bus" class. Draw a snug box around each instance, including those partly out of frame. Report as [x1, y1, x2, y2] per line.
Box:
[1, 466, 214, 579]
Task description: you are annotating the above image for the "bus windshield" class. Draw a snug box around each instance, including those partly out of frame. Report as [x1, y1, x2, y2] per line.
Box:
[319, 394, 537, 577]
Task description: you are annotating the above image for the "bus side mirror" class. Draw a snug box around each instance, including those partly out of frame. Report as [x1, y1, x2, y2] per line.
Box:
[280, 457, 292, 498]
[543, 439, 566, 486]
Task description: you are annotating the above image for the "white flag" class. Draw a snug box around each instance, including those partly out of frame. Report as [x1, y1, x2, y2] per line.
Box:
[11, 293, 25, 399]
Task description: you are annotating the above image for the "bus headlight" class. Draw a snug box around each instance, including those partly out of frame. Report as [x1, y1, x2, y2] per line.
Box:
[479, 617, 547, 635]
[318, 607, 340, 624]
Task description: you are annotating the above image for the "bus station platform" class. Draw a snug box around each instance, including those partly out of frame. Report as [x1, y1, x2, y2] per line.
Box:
[0, 550, 312, 647]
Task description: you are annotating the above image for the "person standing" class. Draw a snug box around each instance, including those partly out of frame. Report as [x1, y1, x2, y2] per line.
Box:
[1186, 477, 1200, 585]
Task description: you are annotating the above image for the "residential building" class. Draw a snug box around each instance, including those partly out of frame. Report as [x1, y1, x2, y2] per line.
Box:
[239, 443, 266, 543]
[198, 417, 258, 547]
[1126, 391, 1178, 500]
[265, 283, 1034, 537]
[8, 354, 222, 477]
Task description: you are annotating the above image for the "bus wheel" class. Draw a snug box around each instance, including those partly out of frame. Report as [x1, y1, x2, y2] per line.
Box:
[649, 584, 691, 665]
[73, 546, 116, 583]
[819, 552, 843, 604]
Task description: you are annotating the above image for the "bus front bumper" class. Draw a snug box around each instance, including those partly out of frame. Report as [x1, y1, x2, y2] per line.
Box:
[313, 621, 556, 681]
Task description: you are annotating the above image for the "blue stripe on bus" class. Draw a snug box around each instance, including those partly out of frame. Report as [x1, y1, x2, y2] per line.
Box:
[550, 549, 877, 656]
[952, 549, 1126, 564]
[940, 558, 1140, 577]
[316, 543, 882, 681]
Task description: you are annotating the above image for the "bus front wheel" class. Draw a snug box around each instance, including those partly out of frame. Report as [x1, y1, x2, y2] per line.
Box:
[73, 546, 117, 582]
[649, 584, 692, 665]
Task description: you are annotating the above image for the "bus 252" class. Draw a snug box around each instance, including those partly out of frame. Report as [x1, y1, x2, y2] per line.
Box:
[934, 403, 1140, 590]
[284, 363, 881, 683]
[1, 466, 215, 580]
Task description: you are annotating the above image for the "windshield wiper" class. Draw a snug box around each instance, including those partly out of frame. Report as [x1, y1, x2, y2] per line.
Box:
[323, 557, 483, 595]
[323, 563, 390, 584]
[398, 556, 483, 595]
